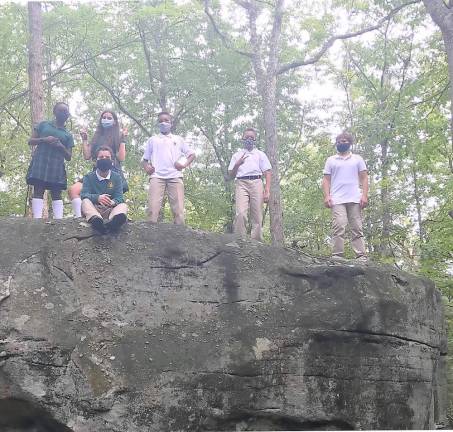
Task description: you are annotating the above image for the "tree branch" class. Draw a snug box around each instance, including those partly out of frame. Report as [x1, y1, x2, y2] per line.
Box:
[84, 63, 152, 136]
[203, 0, 254, 58]
[277, 0, 420, 75]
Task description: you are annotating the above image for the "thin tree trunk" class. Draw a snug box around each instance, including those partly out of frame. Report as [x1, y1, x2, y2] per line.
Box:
[379, 139, 392, 257]
[27, 2, 46, 218]
[262, 80, 284, 245]
[28, 2, 44, 125]
[412, 164, 424, 243]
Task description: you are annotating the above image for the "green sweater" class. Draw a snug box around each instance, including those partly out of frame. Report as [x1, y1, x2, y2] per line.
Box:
[81, 170, 124, 205]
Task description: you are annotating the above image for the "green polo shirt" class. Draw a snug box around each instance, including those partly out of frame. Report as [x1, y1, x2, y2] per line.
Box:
[37, 121, 74, 149]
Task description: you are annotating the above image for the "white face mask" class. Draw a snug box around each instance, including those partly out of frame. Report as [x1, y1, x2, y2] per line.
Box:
[101, 118, 114, 128]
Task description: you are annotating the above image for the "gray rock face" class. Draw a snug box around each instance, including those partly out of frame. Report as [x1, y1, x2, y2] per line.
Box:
[0, 218, 447, 431]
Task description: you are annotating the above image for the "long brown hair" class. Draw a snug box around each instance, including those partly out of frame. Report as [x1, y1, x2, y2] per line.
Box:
[90, 110, 121, 160]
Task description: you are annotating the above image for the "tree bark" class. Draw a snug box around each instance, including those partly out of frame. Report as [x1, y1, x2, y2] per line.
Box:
[27, 2, 46, 218]
[423, 0, 453, 173]
[28, 2, 44, 126]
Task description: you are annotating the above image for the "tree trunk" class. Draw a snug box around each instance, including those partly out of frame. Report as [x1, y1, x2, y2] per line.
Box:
[379, 139, 392, 258]
[28, 2, 44, 126]
[262, 78, 284, 245]
[27, 2, 47, 218]
[412, 164, 425, 244]
[423, 0, 453, 173]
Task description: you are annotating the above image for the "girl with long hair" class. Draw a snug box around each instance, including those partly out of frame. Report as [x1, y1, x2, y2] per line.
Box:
[68, 110, 127, 217]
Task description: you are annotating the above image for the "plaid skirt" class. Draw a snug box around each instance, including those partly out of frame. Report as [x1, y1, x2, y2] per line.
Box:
[26, 145, 68, 190]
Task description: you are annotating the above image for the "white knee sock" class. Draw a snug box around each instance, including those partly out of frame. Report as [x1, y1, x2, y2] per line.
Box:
[71, 197, 82, 217]
[32, 198, 44, 219]
[52, 200, 64, 219]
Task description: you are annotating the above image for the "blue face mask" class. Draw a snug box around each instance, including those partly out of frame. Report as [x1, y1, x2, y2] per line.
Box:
[243, 138, 255, 150]
[159, 122, 172, 134]
[336, 143, 351, 153]
[101, 118, 114, 128]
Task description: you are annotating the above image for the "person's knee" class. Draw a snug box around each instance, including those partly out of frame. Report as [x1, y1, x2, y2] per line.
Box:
[33, 187, 44, 199]
[50, 190, 62, 201]
[68, 182, 81, 199]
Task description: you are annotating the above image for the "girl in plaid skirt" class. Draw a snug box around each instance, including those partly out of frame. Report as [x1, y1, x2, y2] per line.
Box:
[26, 102, 74, 218]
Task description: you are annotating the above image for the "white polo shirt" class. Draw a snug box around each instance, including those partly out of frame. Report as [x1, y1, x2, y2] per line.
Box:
[228, 148, 272, 178]
[323, 152, 367, 205]
[142, 133, 195, 179]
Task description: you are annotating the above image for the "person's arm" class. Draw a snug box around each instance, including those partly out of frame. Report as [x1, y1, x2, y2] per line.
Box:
[80, 130, 91, 160]
[359, 170, 369, 208]
[228, 152, 248, 179]
[175, 139, 196, 171]
[322, 175, 333, 208]
[117, 129, 128, 162]
[57, 143, 72, 161]
[28, 133, 59, 147]
[117, 142, 126, 162]
[80, 175, 99, 204]
[175, 153, 195, 171]
[142, 139, 155, 175]
[263, 170, 271, 203]
[111, 175, 124, 205]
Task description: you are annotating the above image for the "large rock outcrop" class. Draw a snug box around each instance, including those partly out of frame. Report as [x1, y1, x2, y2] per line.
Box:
[0, 218, 447, 431]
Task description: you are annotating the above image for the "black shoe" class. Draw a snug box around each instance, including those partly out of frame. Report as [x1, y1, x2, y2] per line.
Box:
[89, 216, 107, 234]
[105, 213, 127, 232]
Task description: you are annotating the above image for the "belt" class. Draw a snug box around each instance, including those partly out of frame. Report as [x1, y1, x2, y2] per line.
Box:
[237, 175, 262, 180]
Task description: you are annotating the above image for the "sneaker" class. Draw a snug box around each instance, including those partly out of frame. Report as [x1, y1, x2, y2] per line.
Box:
[330, 255, 348, 262]
[89, 216, 107, 234]
[355, 255, 368, 263]
[105, 213, 127, 232]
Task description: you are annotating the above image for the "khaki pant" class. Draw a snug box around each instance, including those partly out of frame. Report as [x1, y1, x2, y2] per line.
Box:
[148, 177, 185, 225]
[331, 203, 366, 257]
[82, 199, 128, 221]
[234, 179, 264, 241]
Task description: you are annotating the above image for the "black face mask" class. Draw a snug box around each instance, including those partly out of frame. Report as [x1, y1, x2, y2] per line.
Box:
[96, 159, 113, 171]
[336, 143, 351, 153]
[55, 111, 70, 124]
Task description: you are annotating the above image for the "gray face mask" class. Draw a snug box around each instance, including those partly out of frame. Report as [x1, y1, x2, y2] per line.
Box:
[159, 122, 172, 134]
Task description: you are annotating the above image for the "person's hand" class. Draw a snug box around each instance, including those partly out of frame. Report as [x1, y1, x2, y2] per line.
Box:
[324, 196, 333, 208]
[122, 127, 128, 137]
[263, 189, 270, 203]
[43, 136, 59, 144]
[98, 194, 113, 206]
[360, 195, 368, 209]
[174, 161, 185, 171]
[80, 129, 88, 141]
[235, 152, 249, 168]
[144, 163, 155, 175]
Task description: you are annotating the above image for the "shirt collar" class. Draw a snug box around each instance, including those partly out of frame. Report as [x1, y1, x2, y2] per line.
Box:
[335, 152, 353, 160]
[159, 132, 173, 138]
[96, 170, 111, 181]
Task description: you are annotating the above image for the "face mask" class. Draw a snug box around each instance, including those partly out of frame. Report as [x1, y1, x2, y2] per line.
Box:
[159, 122, 172, 134]
[243, 138, 255, 150]
[55, 111, 70, 123]
[96, 159, 113, 171]
[336, 143, 351, 153]
[101, 118, 114, 128]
